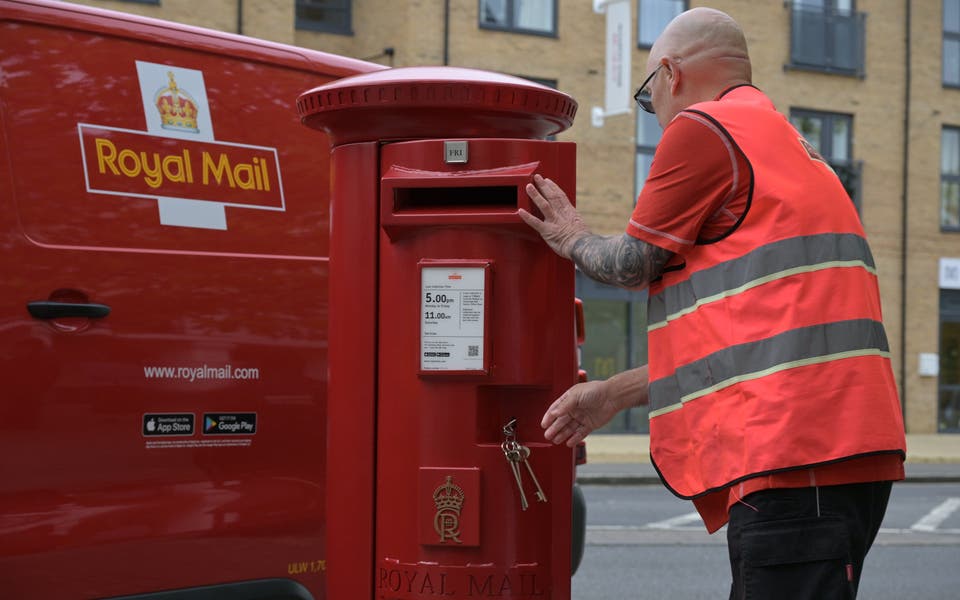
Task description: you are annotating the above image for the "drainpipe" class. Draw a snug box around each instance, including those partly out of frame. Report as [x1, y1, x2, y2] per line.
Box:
[443, 0, 450, 65]
[899, 0, 911, 422]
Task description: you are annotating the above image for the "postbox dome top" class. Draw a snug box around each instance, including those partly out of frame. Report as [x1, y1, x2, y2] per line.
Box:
[297, 66, 577, 146]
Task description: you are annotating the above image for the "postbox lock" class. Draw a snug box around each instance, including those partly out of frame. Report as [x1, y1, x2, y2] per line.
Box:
[444, 140, 468, 164]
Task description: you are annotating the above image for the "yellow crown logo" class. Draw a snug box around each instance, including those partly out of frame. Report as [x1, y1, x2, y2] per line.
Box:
[155, 71, 199, 133]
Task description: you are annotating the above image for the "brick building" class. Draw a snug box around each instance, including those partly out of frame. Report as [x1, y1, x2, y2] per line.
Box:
[64, 0, 960, 435]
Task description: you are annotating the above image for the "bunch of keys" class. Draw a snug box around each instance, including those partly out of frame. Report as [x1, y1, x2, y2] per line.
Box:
[501, 418, 547, 511]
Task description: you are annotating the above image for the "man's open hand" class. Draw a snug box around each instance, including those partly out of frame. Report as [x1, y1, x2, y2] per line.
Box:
[519, 174, 589, 259]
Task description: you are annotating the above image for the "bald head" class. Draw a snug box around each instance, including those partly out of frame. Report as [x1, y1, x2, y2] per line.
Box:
[654, 8, 750, 65]
[646, 7, 752, 121]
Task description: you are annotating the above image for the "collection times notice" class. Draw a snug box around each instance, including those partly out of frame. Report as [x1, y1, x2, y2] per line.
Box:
[420, 267, 486, 371]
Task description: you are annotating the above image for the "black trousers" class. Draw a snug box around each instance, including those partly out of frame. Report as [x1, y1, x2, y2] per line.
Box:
[726, 480, 892, 600]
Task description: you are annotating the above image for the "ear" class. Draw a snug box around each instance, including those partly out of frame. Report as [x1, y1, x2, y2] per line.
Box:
[665, 59, 681, 95]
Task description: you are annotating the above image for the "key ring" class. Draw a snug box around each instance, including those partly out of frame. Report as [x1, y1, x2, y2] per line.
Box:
[502, 417, 517, 442]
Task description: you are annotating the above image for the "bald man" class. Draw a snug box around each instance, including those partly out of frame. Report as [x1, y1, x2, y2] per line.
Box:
[521, 7, 906, 600]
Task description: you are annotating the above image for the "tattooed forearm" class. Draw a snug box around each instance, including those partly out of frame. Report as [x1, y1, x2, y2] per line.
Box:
[570, 234, 673, 289]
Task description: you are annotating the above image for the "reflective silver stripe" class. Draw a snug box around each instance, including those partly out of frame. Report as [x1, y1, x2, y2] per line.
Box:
[648, 234, 877, 331]
[648, 319, 891, 418]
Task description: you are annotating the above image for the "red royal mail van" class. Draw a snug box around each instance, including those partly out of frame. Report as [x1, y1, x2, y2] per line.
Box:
[0, 1, 382, 598]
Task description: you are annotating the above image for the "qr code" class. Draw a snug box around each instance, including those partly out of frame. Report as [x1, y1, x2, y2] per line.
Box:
[467, 345, 479, 357]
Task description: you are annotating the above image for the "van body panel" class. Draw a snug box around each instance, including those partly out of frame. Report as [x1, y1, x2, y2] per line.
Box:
[0, 1, 383, 597]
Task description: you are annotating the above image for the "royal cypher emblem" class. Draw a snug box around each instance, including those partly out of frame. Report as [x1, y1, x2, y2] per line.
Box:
[433, 476, 465, 544]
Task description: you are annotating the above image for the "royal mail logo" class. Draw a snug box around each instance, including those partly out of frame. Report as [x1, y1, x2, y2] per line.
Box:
[79, 126, 281, 208]
[77, 61, 285, 230]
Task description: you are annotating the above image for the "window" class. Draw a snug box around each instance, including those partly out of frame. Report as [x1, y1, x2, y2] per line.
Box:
[788, 0, 865, 77]
[479, 0, 556, 36]
[943, 127, 960, 230]
[576, 273, 649, 433]
[940, 290, 960, 432]
[790, 109, 862, 212]
[635, 110, 662, 202]
[521, 75, 557, 89]
[296, 0, 351, 35]
[637, 0, 685, 48]
[946, 0, 960, 87]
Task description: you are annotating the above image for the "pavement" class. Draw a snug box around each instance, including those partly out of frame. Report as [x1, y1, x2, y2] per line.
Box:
[576, 433, 960, 485]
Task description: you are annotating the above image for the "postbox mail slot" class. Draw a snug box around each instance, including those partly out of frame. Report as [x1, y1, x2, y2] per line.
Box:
[380, 155, 540, 234]
[395, 185, 517, 212]
[381, 181, 534, 234]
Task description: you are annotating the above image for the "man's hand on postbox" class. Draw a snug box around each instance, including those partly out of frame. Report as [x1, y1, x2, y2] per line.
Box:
[541, 381, 619, 447]
[541, 366, 650, 447]
[520, 174, 589, 260]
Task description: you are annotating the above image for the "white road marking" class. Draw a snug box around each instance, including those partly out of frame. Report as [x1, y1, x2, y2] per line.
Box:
[910, 497, 960, 532]
[585, 498, 960, 540]
[644, 512, 704, 530]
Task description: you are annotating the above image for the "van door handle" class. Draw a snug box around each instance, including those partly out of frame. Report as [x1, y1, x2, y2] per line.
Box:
[27, 301, 111, 320]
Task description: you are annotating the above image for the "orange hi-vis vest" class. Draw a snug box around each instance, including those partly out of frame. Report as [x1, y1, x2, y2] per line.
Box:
[646, 86, 907, 499]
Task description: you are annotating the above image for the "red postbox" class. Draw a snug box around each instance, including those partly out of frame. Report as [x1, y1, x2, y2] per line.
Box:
[298, 67, 578, 600]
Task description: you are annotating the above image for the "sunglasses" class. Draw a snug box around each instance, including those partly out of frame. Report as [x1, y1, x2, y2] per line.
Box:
[634, 64, 663, 114]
